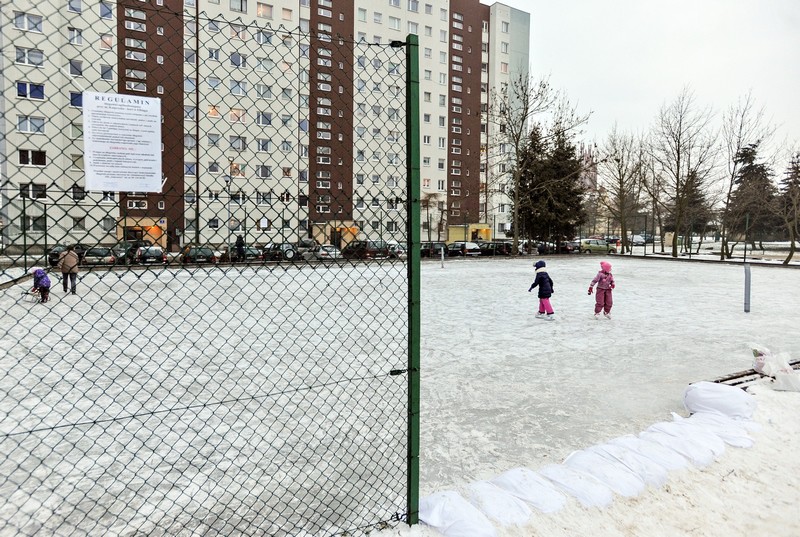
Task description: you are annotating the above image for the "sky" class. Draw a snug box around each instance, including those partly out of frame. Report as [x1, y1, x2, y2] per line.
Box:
[490, 0, 800, 156]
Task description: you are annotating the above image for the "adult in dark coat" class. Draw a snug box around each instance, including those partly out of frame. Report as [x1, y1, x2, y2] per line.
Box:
[235, 235, 245, 262]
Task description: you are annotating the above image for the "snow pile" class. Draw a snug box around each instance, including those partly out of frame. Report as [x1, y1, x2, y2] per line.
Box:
[418, 382, 758, 536]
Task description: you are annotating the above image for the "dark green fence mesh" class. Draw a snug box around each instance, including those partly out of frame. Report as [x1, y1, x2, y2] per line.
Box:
[1, 3, 414, 535]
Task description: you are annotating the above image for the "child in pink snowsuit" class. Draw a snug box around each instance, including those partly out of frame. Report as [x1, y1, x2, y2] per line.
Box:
[588, 261, 615, 319]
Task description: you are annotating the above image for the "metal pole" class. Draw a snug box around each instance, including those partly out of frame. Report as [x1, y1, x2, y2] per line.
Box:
[743, 213, 749, 263]
[22, 196, 28, 273]
[744, 263, 751, 313]
[404, 33, 421, 526]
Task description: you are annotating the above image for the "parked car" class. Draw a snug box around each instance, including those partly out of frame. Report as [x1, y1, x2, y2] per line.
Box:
[133, 246, 167, 264]
[629, 234, 646, 246]
[420, 241, 447, 257]
[447, 241, 482, 257]
[180, 246, 217, 264]
[222, 246, 262, 262]
[117, 240, 152, 263]
[81, 247, 117, 266]
[388, 243, 408, 260]
[580, 239, 617, 254]
[340, 240, 390, 260]
[295, 238, 318, 256]
[479, 242, 513, 256]
[605, 236, 621, 245]
[263, 243, 298, 261]
[642, 233, 655, 244]
[303, 244, 342, 261]
[47, 244, 89, 267]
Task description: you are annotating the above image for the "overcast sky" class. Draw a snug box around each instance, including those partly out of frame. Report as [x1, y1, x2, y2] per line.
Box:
[491, 0, 800, 158]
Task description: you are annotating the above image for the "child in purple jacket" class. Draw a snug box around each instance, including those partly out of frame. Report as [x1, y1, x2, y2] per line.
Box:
[31, 268, 51, 303]
[588, 261, 615, 319]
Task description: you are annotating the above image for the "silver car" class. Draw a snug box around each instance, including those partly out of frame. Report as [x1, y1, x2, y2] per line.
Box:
[303, 244, 342, 261]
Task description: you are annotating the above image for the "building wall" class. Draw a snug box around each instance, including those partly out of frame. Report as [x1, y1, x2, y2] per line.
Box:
[1, 0, 529, 251]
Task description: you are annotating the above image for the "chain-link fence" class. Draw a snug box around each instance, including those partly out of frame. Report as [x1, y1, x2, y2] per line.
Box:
[1, 2, 419, 535]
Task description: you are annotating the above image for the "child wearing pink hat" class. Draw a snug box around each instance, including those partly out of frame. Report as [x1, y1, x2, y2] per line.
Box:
[588, 261, 615, 319]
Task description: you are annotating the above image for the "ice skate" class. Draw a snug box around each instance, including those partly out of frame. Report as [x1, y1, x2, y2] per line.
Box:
[603, 312, 612, 320]
[535, 312, 546, 319]
[593, 313, 601, 320]
[545, 314, 555, 321]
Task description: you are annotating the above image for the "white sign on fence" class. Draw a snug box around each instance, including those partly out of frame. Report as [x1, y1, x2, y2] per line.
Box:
[83, 91, 162, 193]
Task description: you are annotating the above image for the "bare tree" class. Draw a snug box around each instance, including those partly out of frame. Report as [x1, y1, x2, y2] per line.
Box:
[597, 126, 647, 253]
[488, 73, 589, 253]
[776, 151, 800, 264]
[718, 92, 775, 259]
[649, 88, 718, 257]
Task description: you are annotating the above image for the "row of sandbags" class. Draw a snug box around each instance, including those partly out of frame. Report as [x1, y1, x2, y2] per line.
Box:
[419, 381, 759, 536]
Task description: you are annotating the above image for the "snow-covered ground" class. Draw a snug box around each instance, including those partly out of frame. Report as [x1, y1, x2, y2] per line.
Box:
[1, 255, 799, 535]
[393, 255, 800, 536]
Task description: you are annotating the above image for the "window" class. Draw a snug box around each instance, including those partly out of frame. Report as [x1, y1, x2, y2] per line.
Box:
[229, 24, 246, 40]
[208, 218, 220, 229]
[230, 52, 247, 68]
[501, 42, 509, 53]
[100, 1, 113, 18]
[207, 105, 220, 118]
[20, 215, 47, 233]
[388, 16, 400, 30]
[71, 185, 86, 200]
[125, 50, 146, 62]
[15, 47, 44, 67]
[229, 109, 246, 123]
[19, 183, 47, 199]
[125, 21, 146, 32]
[14, 12, 43, 32]
[208, 133, 220, 146]
[230, 79, 247, 96]
[501, 21, 509, 32]
[16, 115, 45, 134]
[255, 30, 272, 44]
[256, 111, 272, 126]
[69, 123, 83, 138]
[230, 0, 247, 13]
[408, 0, 419, 11]
[68, 0, 82, 13]
[257, 2, 272, 17]
[100, 64, 113, 80]
[70, 92, 83, 107]
[256, 165, 272, 178]
[229, 135, 247, 150]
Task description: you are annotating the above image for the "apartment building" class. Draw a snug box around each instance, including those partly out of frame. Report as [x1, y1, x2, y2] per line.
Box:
[1, 0, 529, 253]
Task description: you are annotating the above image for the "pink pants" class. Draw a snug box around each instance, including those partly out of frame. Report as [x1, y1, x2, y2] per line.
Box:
[538, 298, 554, 314]
[594, 288, 613, 314]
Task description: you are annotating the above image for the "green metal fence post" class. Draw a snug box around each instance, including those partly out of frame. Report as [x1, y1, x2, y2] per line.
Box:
[405, 32, 421, 526]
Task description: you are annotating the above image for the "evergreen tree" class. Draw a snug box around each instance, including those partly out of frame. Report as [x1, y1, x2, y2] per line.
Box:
[513, 124, 585, 245]
[776, 153, 800, 263]
[726, 142, 779, 244]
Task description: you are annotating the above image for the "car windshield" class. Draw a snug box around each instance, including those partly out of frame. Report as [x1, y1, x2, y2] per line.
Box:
[86, 248, 109, 256]
[142, 247, 162, 255]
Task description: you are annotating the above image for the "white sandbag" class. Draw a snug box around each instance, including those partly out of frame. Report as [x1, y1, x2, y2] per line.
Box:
[774, 370, 800, 392]
[419, 490, 497, 537]
[538, 464, 614, 508]
[563, 450, 646, 497]
[609, 434, 689, 471]
[587, 444, 669, 488]
[681, 412, 754, 448]
[683, 381, 757, 419]
[640, 430, 714, 468]
[750, 343, 793, 377]
[648, 421, 726, 458]
[490, 468, 566, 514]
[463, 481, 532, 527]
